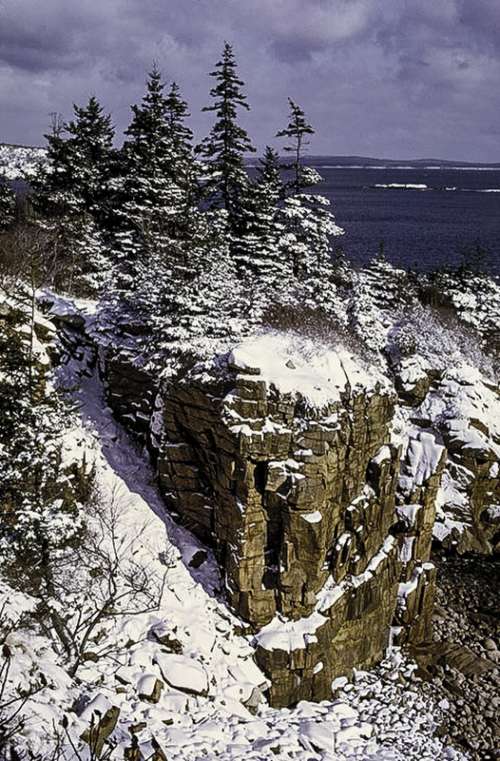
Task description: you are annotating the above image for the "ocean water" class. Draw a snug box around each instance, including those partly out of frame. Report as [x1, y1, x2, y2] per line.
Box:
[310, 164, 500, 275]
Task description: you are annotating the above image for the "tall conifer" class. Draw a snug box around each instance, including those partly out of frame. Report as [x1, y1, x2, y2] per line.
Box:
[197, 43, 255, 229]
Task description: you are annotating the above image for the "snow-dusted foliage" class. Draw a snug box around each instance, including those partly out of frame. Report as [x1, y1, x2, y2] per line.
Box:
[29, 101, 115, 295]
[0, 179, 15, 231]
[196, 42, 255, 228]
[0, 300, 92, 602]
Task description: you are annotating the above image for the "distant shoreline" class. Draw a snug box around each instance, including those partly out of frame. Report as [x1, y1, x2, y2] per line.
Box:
[2, 142, 499, 169]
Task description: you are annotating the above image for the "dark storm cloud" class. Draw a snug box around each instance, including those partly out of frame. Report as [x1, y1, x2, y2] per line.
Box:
[0, 0, 499, 160]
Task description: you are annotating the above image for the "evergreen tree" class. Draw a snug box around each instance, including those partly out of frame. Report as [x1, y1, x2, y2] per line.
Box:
[276, 98, 316, 195]
[276, 100, 344, 294]
[30, 103, 114, 294]
[256, 146, 283, 196]
[0, 178, 15, 230]
[197, 42, 255, 229]
[30, 113, 74, 220]
[32, 100, 114, 220]
[164, 81, 199, 214]
[0, 305, 87, 595]
[112, 67, 188, 299]
[233, 147, 287, 287]
[64, 95, 115, 219]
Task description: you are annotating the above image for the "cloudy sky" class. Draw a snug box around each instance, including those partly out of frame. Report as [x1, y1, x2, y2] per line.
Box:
[1, 0, 499, 161]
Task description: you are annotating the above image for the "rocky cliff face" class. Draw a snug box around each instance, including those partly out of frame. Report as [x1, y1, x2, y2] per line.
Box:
[143, 334, 440, 706]
[85, 320, 497, 708]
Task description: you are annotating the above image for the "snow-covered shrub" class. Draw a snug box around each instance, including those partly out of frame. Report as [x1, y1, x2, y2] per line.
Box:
[388, 304, 498, 382]
[262, 302, 376, 366]
[421, 267, 500, 352]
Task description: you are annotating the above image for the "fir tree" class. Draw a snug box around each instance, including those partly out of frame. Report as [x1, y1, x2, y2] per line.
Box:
[165, 81, 199, 214]
[112, 66, 207, 334]
[257, 146, 283, 197]
[197, 42, 255, 229]
[32, 100, 114, 221]
[113, 67, 184, 297]
[30, 113, 74, 220]
[64, 95, 115, 219]
[0, 305, 87, 595]
[234, 149, 285, 275]
[30, 104, 114, 294]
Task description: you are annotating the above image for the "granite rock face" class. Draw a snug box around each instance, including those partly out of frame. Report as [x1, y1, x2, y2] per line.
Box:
[419, 367, 500, 554]
[393, 431, 447, 646]
[149, 337, 438, 705]
[102, 349, 158, 439]
[98, 334, 455, 706]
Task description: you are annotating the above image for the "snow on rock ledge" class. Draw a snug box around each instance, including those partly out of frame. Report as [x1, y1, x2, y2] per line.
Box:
[150, 332, 430, 705]
[226, 333, 388, 409]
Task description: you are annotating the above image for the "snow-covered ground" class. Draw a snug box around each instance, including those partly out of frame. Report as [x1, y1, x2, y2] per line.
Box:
[0, 335, 467, 760]
[0, 142, 46, 180]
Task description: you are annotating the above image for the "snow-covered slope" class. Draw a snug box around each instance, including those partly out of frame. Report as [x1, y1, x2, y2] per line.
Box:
[0, 142, 46, 180]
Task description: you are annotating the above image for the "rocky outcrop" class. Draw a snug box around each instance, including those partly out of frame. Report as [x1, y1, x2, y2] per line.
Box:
[103, 349, 158, 439]
[419, 367, 500, 554]
[62, 323, 455, 707]
[393, 431, 447, 645]
[147, 335, 441, 705]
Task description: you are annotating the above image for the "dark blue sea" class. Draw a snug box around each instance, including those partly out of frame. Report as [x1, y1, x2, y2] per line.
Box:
[308, 162, 500, 275]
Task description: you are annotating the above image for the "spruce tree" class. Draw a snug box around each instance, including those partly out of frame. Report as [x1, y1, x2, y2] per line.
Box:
[257, 146, 283, 197]
[112, 65, 178, 298]
[30, 113, 74, 220]
[234, 149, 284, 274]
[64, 95, 115, 220]
[112, 66, 209, 341]
[164, 81, 199, 216]
[0, 306, 85, 593]
[197, 42, 255, 229]
[30, 102, 114, 294]
[33, 100, 114, 220]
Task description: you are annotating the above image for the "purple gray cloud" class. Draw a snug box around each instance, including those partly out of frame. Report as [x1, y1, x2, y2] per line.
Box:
[0, 0, 499, 160]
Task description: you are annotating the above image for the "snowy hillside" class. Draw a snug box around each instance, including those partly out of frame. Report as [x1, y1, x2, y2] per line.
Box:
[0, 142, 46, 180]
[0, 306, 468, 760]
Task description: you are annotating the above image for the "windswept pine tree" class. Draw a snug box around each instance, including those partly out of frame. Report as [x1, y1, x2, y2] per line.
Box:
[276, 98, 316, 195]
[197, 42, 255, 230]
[276, 99, 344, 303]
